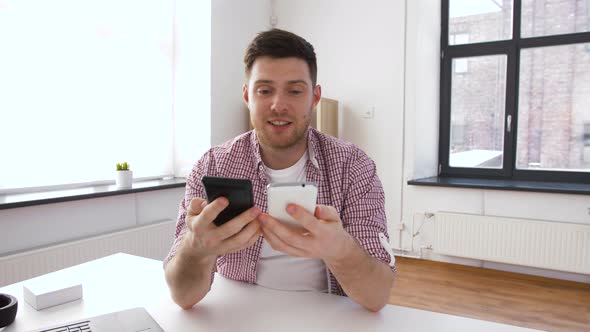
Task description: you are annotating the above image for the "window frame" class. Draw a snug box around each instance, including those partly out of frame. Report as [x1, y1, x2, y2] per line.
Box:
[439, 0, 590, 184]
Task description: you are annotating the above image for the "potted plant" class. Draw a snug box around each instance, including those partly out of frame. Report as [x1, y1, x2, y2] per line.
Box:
[115, 162, 133, 188]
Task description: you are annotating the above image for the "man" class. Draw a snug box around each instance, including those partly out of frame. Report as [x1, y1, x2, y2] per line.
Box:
[164, 29, 395, 312]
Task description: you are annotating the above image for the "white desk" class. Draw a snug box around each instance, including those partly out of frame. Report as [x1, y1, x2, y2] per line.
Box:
[0, 253, 543, 332]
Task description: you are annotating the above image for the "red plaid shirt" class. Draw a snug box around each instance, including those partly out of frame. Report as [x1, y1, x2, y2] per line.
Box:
[164, 128, 395, 296]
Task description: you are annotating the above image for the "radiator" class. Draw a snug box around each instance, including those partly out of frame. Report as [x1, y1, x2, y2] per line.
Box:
[0, 220, 176, 287]
[433, 213, 590, 275]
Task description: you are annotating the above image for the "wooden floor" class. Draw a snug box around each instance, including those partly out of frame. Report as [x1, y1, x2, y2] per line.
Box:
[388, 257, 590, 332]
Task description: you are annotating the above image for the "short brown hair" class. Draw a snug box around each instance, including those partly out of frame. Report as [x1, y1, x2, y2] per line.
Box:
[244, 28, 317, 86]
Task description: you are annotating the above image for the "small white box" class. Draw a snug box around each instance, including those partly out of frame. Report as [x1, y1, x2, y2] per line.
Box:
[23, 273, 83, 310]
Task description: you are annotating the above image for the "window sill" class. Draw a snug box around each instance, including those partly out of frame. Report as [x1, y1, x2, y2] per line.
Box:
[0, 178, 187, 210]
[408, 176, 590, 195]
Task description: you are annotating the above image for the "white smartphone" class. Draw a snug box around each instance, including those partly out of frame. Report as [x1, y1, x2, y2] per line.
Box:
[267, 182, 318, 228]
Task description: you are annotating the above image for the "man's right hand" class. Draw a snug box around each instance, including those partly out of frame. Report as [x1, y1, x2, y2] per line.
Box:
[165, 197, 261, 309]
[184, 197, 262, 261]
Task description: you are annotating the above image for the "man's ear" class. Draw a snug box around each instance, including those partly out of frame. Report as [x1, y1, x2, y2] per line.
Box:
[312, 84, 322, 109]
[242, 83, 249, 105]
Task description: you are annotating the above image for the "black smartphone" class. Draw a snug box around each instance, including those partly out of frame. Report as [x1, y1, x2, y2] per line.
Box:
[201, 176, 254, 226]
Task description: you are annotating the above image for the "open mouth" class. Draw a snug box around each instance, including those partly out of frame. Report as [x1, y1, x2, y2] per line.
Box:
[268, 120, 292, 127]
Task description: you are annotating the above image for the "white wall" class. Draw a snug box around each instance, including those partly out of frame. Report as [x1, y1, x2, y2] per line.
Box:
[274, 0, 406, 238]
[0, 188, 184, 256]
[211, 0, 271, 145]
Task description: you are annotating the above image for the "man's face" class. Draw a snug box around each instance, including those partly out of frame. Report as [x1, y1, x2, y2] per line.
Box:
[243, 56, 321, 151]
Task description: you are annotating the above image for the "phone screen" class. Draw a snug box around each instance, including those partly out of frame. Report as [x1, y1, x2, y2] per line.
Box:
[201, 176, 254, 226]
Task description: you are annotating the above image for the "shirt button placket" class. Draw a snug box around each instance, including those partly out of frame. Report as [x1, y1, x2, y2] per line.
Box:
[250, 261, 257, 282]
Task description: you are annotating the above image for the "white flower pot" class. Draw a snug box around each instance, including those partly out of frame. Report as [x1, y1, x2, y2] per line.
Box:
[116, 170, 133, 188]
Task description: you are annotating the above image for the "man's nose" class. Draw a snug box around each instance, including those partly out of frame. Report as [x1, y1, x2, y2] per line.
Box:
[270, 92, 288, 113]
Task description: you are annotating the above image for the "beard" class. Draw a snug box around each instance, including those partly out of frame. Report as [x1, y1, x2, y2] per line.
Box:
[254, 110, 312, 150]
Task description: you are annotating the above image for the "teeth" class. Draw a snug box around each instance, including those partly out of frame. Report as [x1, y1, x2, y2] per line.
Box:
[270, 121, 289, 126]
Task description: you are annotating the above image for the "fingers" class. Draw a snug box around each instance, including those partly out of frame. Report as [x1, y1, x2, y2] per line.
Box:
[313, 204, 340, 222]
[187, 198, 207, 217]
[218, 218, 262, 254]
[185, 198, 207, 231]
[259, 213, 310, 251]
[243, 223, 263, 247]
[285, 203, 321, 232]
[261, 226, 308, 257]
[215, 207, 262, 241]
[190, 197, 229, 234]
[186, 199, 262, 257]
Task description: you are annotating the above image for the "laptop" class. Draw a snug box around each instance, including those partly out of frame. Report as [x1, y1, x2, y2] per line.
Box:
[28, 307, 164, 332]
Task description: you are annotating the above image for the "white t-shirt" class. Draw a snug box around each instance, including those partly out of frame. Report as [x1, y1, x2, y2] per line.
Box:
[256, 151, 328, 292]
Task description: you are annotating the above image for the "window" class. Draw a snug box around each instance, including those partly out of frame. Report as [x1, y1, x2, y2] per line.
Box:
[0, 1, 176, 191]
[453, 58, 469, 74]
[450, 33, 471, 46]
[450, 34, 470, 73]
[440, 0, 590, 183]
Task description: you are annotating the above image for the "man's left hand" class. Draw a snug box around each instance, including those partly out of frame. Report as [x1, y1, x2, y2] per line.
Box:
[258, 204, 355, 264]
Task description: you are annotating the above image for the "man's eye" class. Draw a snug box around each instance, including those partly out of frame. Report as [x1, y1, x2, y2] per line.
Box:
[257, 89, 271, 95]
[290, 90, 303, 95]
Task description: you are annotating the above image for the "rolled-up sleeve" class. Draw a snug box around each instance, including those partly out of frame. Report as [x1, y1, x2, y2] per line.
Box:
[163, 151, 212, 269]
[341, 151, 395, 271]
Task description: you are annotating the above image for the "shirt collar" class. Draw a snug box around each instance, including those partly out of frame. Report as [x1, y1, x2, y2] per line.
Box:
[307, 129, 320, 169]
[250, 130, 264, 169]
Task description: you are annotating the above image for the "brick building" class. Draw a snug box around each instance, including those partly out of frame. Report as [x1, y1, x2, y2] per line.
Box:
[449, 0, 590, 171]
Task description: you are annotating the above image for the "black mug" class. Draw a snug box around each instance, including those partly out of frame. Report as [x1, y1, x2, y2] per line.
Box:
[0, 293, 18, 328]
